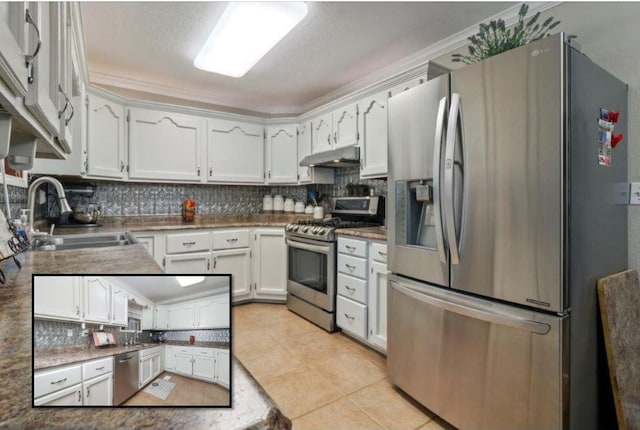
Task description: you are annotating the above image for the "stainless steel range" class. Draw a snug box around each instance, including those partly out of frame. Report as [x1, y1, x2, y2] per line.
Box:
[285, 196, 384, 332]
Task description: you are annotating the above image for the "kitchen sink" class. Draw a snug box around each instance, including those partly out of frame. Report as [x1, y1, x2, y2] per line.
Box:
[31, 232, 138, 252]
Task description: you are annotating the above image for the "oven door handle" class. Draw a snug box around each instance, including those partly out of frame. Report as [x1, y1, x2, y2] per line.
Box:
[286, 239, 331, 255]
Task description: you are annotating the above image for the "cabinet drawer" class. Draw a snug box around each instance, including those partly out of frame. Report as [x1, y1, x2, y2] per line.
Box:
[34, 363, 82, 399]
[337, 296, 367, 339]
[337, 273, 367, 304]
[212, 229, 250, 250]
[166, 232, 210, 254]
[175, 346, 194, 355]
[338, 237, 368, 258]
[82, 357, 113, 381]
[192, 347, 214, 357]
[338, 254, 367, 279]
[139, 346, 163, 358]
[370, 242, 388, 264]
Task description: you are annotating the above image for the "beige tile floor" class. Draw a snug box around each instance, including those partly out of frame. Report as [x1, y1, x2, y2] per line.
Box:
[233, 303, 456, 430]
[123, 371, 230, 406]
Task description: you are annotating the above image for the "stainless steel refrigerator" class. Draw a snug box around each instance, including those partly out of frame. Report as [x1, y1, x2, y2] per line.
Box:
[387, 33, 628, 430]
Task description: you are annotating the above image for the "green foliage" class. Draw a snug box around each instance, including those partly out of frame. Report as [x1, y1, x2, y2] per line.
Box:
[452, 4, 561, 64]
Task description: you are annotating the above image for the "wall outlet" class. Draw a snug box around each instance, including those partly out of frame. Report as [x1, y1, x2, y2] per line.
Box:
[631, 183, 640, 205]
[67, 329, 73, 337]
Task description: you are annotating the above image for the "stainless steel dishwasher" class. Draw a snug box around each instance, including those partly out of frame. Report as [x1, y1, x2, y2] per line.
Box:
[114, 350, 139, 405]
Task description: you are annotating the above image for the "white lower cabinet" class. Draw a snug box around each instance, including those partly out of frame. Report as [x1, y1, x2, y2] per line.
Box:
[251, 228, 287, 301]
[166, 346, 229, 388]
[83, 373, 113, 406]
[139, 347, 163, 389]
[336, 237, 388, 353]
[164, 346, 175, 371]
[155, 306, 169, 330]
[34, 357, 113, 406]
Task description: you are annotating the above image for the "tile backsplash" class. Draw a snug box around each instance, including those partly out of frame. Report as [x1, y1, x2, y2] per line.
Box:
[42, 166, 387, 219]
[0, 184, 28, 220]
[33, 319, 229, 350]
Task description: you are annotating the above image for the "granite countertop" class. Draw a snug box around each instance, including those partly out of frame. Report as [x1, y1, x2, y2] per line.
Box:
[0, 246, 289, 429]
[34, 341, 231, 371]
[52, 213, 313, 235]
[335, 226, 387, 241]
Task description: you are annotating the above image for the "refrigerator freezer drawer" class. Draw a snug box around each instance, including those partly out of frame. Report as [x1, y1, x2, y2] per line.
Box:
[387, 274, 567, 430]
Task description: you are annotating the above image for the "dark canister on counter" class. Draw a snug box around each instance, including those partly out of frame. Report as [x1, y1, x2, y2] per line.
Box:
[183, 199, 196, 222]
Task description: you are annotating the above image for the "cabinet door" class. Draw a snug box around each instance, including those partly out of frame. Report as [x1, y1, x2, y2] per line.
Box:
[86, 94, 126, 179]
[83, 277, 110, 323]
[368, 259, 388, 352]
[110, 285, 128, 326]
[253, 228, 287, 301]
[83, 373, 112, 406]
[207, 118, 264, 183]
[215, 349, 230, 389]
[0, 2, 28, 97]
[164, 346, 175, 371]
[333, 103, 358, 148]
[358, 92, 388, 178]
[151, 354, 161, 379]
[34, 276, 81, 320]
[296, 121, 312, 183]
[163, 252, 210, 274]
[54, 2, 73, 154]
[174, 353, 192, 376]
[195, 295, 229, 329]
[193, 355, 215, 382]
[212, 248, 251, 302]
[34, 384, 82, 406]
[266, 125, 297, 184]
[129, 107, 205, 182]
[312, 113, 332, 153]
[24, 2, 62, 136]
[142, 305, 154, 330]
[168, 303, 195, 330]
[155, 307, 169, 330]
[139, 355, 152, 388]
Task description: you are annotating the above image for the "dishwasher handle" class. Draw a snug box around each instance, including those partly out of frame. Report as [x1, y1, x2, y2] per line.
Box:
[389, 280, 550, 335]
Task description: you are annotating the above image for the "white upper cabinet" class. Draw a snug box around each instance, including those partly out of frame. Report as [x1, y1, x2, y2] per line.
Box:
[297, 121, 334, 185]
[332, 102, 358, 148]
[128, 107, 205, 182]
[266, 125, 297, 184]
[86, 94, 126, 179]
[34, 276, 81, 320]
[55, 2, 76, 154]
[110, 284, 128, 327]
[358, 91, 388, 178]
[24, 2, 62, 137]
[168, 303, 195, 329]
[0, 2, 28, 97]
[312, 113, 332, 153]
[83, 277, 111, 323]
[195, 295, 229, 329]
[207, 118, 264, 183]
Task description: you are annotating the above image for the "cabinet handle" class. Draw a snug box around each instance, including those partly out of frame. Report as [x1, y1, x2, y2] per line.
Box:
[345, 263, 356, 271]
[96, 366, 105, 370]
[344, 285, 355, 292]
[213, 257, 217, 269]
[65, 98, 74, 126]
[78, 391, 81, 402]
[25, 9, 41, 84]
[197, 165, 201, 176]
[378, 251, 387, 257]
[209, 167, 212, 177]
[334, 132, 337, 143]
[226, 238, 238, 243]
[268, 170, 271, 179]
[207, 258, 210, 271]
[50, 377, 67, 385]
[327, 135, 331, 145]
[345, 245, 356, 251]
[344, 313, 355, 321]
[120, 161, 126, 172]
[86, 387, 90, 398]
[58, 85, 69, 119]
[182, 241, 196, 246]
[76, 306, 80, 316]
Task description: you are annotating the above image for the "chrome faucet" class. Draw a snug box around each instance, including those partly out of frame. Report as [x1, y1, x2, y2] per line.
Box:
[27, 176, 72, 240]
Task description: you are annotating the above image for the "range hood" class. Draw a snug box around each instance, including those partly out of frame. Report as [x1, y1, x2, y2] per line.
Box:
[299, 145, 360, 168]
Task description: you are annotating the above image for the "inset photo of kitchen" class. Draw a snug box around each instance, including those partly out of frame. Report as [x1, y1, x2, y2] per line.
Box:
[33, 274, 231, 407]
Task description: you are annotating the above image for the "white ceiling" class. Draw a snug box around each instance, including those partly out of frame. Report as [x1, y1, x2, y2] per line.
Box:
[108, 275, 230, 304]
[81, 1, 515, 116]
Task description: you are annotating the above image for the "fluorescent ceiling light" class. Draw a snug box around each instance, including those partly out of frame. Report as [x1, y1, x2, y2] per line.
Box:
[176, 276, 205, 287]
[194, 2, 308, 78]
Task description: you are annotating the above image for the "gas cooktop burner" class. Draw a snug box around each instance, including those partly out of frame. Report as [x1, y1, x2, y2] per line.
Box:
[296, 217, 378, 229]
[286, 217, 381, 242]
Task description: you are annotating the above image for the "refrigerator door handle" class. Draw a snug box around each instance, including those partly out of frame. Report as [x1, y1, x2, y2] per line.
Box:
[433, 96, 447, 264]
[444, 93, 463, 264]
[389, 280, 551, 335]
